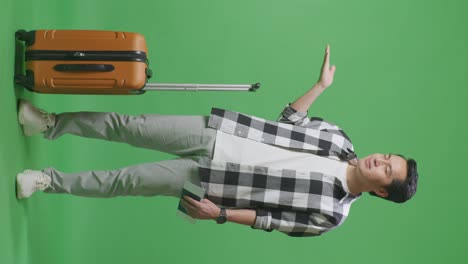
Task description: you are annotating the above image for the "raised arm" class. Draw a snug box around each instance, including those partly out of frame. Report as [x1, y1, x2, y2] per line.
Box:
[290, 45, 336, 112]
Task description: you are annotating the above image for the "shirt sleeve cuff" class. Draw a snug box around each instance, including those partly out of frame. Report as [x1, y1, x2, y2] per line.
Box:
[251, 208, 273, 232]
[282, 103, 308, 121]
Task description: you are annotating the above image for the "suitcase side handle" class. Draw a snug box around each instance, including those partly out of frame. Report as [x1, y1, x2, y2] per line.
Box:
[54, 64, 115, 72]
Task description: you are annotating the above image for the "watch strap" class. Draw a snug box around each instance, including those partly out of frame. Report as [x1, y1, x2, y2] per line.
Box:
[216, 208, 227, 224]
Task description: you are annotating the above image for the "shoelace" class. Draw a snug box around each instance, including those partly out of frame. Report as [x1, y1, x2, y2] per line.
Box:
[35, 172, 56, 191]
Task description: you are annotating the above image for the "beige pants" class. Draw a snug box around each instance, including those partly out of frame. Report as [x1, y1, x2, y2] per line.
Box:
[41, 112, 217, 198]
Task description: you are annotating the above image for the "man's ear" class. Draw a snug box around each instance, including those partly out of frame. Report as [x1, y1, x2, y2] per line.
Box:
[374, 188, 389, 198]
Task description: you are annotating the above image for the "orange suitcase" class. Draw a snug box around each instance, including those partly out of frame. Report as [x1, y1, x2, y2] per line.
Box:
[15, 29, 260, 95]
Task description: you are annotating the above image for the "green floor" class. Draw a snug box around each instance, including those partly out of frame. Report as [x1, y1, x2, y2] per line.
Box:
[1, 0, 468, 263]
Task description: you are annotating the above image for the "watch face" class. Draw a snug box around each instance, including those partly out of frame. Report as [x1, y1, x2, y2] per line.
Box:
[216, 216, 227, 224]
[216, 208, 227, 224]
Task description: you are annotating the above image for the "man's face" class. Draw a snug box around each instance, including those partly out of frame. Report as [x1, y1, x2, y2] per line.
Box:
[356, 153, 408, 197]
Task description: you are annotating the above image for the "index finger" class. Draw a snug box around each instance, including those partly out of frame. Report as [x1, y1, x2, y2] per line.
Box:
[183, 195, 200, 206]
[322, 44, 330, 69]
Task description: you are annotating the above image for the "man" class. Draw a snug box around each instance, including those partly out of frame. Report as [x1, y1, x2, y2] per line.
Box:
[15, 45, 418, 237]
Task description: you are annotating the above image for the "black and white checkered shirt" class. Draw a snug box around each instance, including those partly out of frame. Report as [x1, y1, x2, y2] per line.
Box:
[198, 104, 360, 237]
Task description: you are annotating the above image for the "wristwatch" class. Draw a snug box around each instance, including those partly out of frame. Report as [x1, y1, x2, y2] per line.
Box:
[216, 208, 227, 224]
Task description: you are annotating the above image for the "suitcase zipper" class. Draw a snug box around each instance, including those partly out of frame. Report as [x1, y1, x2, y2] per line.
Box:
[25, 50, 147, 62]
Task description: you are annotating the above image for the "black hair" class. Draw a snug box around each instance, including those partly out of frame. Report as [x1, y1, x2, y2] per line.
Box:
[369, 154, 418, 203]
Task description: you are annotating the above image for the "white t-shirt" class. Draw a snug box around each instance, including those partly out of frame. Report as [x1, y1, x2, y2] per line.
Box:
[213, 131, 350, 193]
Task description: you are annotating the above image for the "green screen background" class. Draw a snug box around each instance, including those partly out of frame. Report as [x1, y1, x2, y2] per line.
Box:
[1, 0, 466, 263]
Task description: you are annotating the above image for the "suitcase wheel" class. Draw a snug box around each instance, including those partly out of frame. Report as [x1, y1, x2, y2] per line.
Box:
[15, 30, 36, 46]
[14, 74, 25, 84]
[14, 71, 34, 91]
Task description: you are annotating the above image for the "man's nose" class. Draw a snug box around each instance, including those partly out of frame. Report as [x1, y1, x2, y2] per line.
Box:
[376, 158, 390, 166]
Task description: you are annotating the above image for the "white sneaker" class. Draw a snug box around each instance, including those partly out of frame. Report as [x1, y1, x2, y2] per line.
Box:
[18, 99, 56, 136]
[16, 169, 55, 199]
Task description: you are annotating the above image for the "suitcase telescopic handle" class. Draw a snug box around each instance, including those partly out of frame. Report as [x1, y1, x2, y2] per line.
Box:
[143, 83, 261, 91]
[54, 64, 115, 72]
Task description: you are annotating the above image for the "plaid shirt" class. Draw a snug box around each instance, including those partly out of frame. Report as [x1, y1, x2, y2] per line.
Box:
[198, 104, 360, 237]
